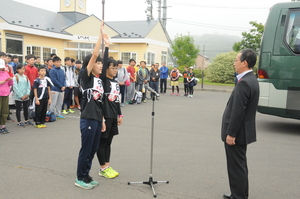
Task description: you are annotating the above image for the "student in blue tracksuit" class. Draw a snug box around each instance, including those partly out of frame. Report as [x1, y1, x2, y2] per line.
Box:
[160, 62, 168, 94]
[49, 57, 66, 119]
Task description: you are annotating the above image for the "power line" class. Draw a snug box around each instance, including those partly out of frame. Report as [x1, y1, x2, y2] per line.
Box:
[169, 19, 249, 31]
[169, 1, 269, 10]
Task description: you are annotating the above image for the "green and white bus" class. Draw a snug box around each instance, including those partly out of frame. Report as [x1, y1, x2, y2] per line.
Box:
[258, 2, 300, 119]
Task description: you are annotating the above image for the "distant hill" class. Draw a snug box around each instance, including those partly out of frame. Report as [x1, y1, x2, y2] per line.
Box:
[192, 34, 241, 61]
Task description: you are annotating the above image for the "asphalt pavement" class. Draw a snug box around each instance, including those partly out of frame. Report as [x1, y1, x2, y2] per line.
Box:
[0, 85, 299, 199]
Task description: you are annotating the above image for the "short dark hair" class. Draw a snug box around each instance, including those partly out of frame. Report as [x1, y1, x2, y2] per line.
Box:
[12, 55, 18, 60]
[47, 58, 53, 62]
[140, 61, 146, 65]
[240, 49, 257, 69]
[117, 60, 123, 65]
[82, 54, 103, 68]
[129, 59, 136, 64]
[0, 52, 7, 57]
[75, 60, 82, 64]
[36, 56, 40, 59]
[107, 58, 117, 68]
[64, 57, 71, 62]
[71, 58, 75, 63]
[50, 53, 57, 58]
[7, 54, 12, 58]
[16, 63, 24, 71]
[38, 66, 46, 72]
[26, 54, 36, 60]
[53, 56, 61, 62]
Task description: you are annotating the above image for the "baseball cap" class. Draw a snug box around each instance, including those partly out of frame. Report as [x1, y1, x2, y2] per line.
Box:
[0, 59, 5, 69]
[174, 65, 178, 67]
[189, 66, 193, 69]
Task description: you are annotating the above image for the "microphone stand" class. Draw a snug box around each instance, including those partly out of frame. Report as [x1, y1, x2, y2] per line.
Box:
[128, 93, 169, 197]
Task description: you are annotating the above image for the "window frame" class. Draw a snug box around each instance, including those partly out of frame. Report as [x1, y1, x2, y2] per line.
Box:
[147, 51, 155, 66]
[121, 52, 137, 64]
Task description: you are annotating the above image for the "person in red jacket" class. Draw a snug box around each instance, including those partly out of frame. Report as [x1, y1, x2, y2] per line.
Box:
[24, 54, 38, 104]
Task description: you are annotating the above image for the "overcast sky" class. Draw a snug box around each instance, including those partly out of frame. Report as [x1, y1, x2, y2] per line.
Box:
[14, 0, 293, 38]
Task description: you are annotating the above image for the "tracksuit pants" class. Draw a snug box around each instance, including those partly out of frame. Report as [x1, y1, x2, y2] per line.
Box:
[77, 118, 102, 180]
[62, 87, 73, 110]
[49, 91, 64, 116]
[35, 98, 48, 125]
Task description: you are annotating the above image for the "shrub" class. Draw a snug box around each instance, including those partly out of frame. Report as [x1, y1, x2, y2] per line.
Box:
[206, 51, 237, 84]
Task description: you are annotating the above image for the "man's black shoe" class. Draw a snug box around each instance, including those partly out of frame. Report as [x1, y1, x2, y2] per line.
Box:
[223, 194, 232, 199]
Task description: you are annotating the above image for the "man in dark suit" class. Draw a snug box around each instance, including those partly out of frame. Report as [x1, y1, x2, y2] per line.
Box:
[221, 49, 259, 199]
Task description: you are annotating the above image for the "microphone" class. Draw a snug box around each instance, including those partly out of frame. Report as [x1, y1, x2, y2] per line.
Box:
[144, 84, 160, 97]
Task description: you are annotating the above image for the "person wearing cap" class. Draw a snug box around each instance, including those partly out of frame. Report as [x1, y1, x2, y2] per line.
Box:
[169, 65, 180, 96]
[0, 59, 13, 134]
[187, 67, 195, 98]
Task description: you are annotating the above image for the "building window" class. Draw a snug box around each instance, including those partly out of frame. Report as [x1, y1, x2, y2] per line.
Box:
[161, 51, 167, 64]
[6, 39, 23, 54]
[5, 33, 23, 62]
[64, 42, 96, 61]
[121, 52, 137, 64]
[147, 52, 155, 66]
[27, 45, 57, 61]
[43, 48, 51, 61]
[51, 48, 56, 55]
[32, 46, 41, 57]
[286, 10, 300, 53]
[5, 33, 23, 55]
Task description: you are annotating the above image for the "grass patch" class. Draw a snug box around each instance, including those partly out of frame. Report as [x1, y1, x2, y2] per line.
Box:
[175, 77, 234, 86]
[202, 79, 234, 86]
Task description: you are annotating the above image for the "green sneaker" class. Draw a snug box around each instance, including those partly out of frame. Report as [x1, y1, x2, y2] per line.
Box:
[107, 167, 119, 177]
[68, 109, 75, 114]
[75, 178, 94, 190]
[87, 175, 99, 187]
[62, 110, 68, 115]
[99, 168, 116, 179]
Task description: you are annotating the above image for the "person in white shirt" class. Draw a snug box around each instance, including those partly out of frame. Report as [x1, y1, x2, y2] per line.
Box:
[61, 57, 76, 114]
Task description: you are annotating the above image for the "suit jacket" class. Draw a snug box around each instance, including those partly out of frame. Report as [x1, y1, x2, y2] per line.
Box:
[221, 72, 259, 145]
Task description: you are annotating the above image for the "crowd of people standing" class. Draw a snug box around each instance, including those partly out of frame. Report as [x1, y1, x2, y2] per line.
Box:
[0, 23, 198, 191]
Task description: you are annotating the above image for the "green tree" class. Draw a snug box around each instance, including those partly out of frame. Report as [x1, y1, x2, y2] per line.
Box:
[206, 51, 238, 84]
[233, 21, 264, 54]
[171, 34, 200, 67]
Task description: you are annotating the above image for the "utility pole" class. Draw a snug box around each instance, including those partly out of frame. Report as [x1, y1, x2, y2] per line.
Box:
[162, 0, 167, 29]
[157, 0, 162, 21]
[145, 0, 153, 20]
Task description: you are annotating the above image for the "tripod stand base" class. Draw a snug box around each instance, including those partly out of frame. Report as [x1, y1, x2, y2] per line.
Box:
[128, 176, 169, 197]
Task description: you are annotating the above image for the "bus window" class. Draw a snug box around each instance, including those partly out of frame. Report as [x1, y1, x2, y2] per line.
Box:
[286, 10, 300, 53]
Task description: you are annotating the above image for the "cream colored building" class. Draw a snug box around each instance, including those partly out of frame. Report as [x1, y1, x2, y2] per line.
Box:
[0, 0, 170, 66]
[195, 54, 209, 69]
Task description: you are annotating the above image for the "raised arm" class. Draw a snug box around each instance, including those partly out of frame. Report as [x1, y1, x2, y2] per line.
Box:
[100, 34, 110, 80]
[86, 21, 104, 76]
